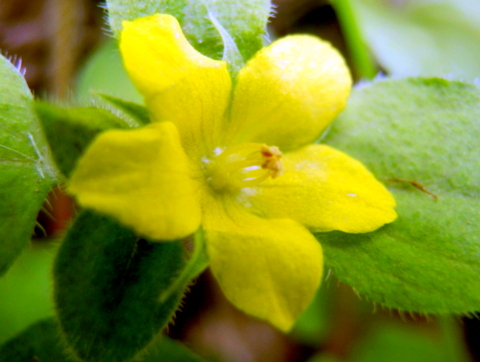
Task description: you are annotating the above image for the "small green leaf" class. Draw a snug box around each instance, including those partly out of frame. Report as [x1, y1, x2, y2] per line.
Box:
[35, 101, 130, 177]
[75, 39, 142, 104]
[0, 55, 59, 277]
[142, 336, 208, 362]
[0, 318, 73, 362]
[96, 93, 150, 125]
[53, 210, 187, 362]
[106, 0, 271, 62]
[321, 78, 480, 313]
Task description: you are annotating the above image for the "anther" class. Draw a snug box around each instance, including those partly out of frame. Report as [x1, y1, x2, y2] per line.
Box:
[260, 145, 283, 178]
[206, 143, 284, 191]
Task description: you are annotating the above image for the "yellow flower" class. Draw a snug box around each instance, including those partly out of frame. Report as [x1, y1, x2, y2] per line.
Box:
[69, 14, 396, 331]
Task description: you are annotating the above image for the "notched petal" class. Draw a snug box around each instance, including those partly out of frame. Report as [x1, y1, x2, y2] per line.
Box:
[120, 14, 232, 155]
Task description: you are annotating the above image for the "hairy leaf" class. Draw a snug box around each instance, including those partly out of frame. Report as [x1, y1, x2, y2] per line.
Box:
[321, 78, 480, 313]
[54, 210, 186, 361]
[96, 93, 150, 125]
[0, 56, 59, 276]
[0, 318, 73, 361]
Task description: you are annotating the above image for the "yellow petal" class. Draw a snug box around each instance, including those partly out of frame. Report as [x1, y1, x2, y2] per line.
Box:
[226, 35, 352, 151]
[203, 195, 323, 331]
[69, 122, 201, 241]
[120, 14, 232, 154]
[243, 144, 397, 233]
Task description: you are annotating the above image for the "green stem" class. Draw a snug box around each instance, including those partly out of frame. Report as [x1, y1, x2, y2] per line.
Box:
[332, 0, 377, 79]
[158, 229, 209, 303]
[438, 316, 470, 362]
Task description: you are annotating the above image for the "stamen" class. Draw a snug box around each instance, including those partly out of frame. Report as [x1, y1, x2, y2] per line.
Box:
[206, 143, 284, 191]
[260, 145, 283, 178]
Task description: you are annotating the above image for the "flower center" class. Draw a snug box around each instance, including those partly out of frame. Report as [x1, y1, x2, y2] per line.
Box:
[205, 143, 284, 191]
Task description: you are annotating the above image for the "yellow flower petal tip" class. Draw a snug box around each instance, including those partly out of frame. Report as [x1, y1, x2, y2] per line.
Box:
[120, 14, 226, 97]
[120, 14, 231, 153]
[69, 122, 201, 241]
[70, 14, 396, 331]
[246, 144, 397, 234]
[204, 203, 323, 331]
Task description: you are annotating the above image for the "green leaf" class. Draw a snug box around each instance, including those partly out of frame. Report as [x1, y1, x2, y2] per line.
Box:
[0, 318, 73, 362]
[105, 0, 271, 62]
[35, 101, 130, 177]
[0, 55, 59, 277]
[53, 210, 187, 362]
[142, 336, 208, 362]
[351, 0, 480, 78]
[0, 317, 209, 362]
[96, 93, 150, 125]
[321, 78, 480, 313]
